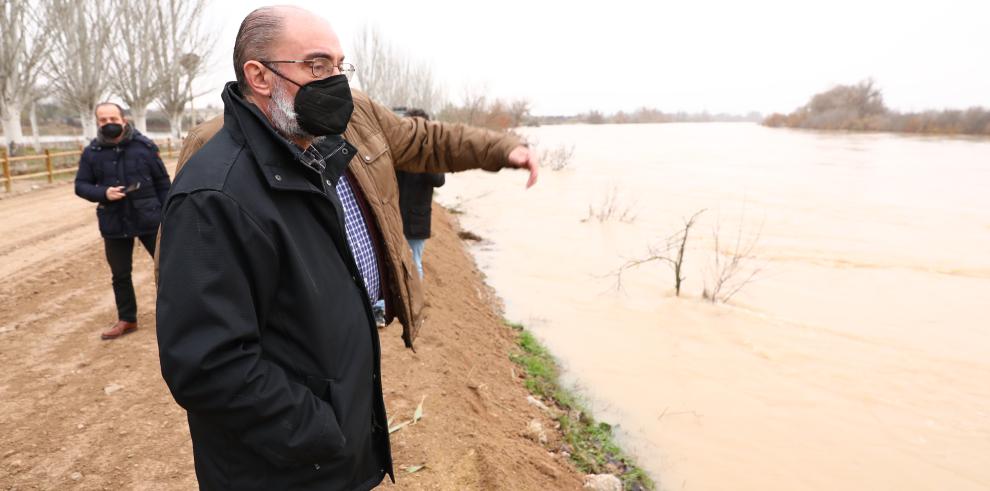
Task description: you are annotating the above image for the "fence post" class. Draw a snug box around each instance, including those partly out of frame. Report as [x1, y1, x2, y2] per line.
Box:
[45, 149, 54, 183]
[2, 148, 11, 192]
[166, 138, 172, 156]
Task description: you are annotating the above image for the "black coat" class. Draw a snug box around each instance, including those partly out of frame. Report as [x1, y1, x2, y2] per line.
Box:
[156, 83, 391, 490]
[74, 128, 171, 238]
[396, 170, 444, 239]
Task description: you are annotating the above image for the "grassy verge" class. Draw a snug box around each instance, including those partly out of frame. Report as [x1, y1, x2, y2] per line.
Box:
[505, 320, 654, 490]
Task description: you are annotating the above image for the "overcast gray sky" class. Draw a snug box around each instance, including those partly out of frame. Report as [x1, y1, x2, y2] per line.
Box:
[197, 0, 990, 116]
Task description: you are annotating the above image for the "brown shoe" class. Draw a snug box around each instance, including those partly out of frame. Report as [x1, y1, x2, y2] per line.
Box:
[101, 320, 137, 340]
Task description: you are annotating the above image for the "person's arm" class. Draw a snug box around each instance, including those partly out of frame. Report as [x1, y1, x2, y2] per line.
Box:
[150, 147, 171, 206]
[361, 93, 538, 186]
[74, 149, 110, 203]
[175, 116, 223, 174]
[154, 116, 224, 284]
[157, 191, 346, 467]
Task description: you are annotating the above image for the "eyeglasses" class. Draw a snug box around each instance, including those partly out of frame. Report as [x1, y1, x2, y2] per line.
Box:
[259, 58, 355, 80]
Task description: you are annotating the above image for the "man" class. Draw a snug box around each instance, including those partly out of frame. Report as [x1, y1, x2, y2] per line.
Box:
[156, 6, 537, 490]
[74, 102, 170, 340]
[396, 108, 445, 278]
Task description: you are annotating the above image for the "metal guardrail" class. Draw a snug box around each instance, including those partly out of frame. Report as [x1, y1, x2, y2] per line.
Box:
[1, 138, 181, 192]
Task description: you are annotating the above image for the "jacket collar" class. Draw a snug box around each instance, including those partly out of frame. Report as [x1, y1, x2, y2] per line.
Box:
[220, 82, 353, 193]
[92, 123, 136, 150]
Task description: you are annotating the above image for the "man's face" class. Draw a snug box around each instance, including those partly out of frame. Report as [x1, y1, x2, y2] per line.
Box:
[95, 105, 125, 127]
[267, 11, 345, 95]
[258, 9, 345, 140]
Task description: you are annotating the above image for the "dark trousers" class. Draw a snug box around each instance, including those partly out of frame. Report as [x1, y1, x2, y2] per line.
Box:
[104, 234, 156, 323]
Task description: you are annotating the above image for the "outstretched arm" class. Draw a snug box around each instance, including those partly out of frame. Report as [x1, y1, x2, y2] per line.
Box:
[358, 93, 539, 188]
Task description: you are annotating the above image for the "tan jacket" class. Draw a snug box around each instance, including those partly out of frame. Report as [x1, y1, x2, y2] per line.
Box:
[157, 89, 521, 347]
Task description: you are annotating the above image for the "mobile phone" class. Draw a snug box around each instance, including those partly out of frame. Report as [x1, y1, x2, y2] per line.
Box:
[123, 182, 141, 193]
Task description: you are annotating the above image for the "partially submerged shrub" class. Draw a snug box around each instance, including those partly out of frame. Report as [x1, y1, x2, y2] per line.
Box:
[539, 144, 575, 171]
[582, 186, 636, 224]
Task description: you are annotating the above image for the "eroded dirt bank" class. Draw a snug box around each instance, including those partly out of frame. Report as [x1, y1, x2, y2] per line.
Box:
[0, 174, 584, 490]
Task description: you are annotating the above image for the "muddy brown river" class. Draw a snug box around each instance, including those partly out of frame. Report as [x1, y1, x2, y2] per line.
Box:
[438, 123, 990, 490]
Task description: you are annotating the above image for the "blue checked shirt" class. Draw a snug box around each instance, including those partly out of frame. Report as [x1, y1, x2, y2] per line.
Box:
[299, 144, 381, 304]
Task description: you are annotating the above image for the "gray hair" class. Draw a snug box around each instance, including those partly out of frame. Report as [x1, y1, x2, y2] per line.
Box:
[233, 7, 285, 93]
[269, 76, 311, 140]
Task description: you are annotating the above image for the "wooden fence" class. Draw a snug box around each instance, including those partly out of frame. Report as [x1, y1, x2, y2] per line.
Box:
[1, 139, 181, 192]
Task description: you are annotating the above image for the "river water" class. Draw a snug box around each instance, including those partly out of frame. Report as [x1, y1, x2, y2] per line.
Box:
[436, 123, 990, 491]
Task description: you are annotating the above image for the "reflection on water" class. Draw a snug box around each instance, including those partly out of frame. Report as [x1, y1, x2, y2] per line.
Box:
[438, 123, 990, 491]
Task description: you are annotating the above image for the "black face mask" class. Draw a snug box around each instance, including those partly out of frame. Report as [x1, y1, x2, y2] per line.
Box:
[100, 123, 123, 139]
[269, 68, 354, 136]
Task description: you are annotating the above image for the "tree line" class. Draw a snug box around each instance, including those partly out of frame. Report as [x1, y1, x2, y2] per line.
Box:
[0, 0, 213, 152]
[534, 109, 763, 126]
[359, 62, 761, 131]
[763, 79, 990, 136]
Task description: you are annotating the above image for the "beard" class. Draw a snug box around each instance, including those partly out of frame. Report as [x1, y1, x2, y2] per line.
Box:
[268, 76, 319, 143]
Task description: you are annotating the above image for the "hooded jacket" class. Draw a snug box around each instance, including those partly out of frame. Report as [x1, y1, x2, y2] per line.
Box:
[156, 82, 521, 490]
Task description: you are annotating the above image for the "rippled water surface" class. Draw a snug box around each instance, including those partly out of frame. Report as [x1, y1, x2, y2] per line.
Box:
[438, 123, 990, 491]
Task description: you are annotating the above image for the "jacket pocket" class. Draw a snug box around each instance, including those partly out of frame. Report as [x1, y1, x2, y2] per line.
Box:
[131, 196, 163, 231]
[304, 375, 335, 403]
[357, 132, 389, 165]
[96, 204, 124, 237]
[303, 376, 348, 455]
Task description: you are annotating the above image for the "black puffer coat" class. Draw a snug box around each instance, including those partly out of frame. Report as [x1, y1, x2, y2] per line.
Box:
[157, 83, 391, 490]
[396, 171, 444, 239]
[74, 127, 171, 238]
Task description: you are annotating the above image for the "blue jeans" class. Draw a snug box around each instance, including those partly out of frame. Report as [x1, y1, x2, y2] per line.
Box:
[375, 239, 426, 319]
[408, 238, 426, 278]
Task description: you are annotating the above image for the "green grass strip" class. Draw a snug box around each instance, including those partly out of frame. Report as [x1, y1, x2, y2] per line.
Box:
[505, 320, 655, 490]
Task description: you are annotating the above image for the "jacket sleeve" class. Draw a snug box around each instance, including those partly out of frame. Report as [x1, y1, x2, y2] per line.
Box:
[156, 190, 347, 467]
[176, 127, 206, 173]
[74, 149, 107, 203]
[150, 149, 171, 206]
[361, 93, 523, 173]
[176, 115, 223, 175]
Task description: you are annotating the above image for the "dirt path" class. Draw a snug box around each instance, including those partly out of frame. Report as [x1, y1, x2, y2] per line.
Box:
[0, 173, 583, 489]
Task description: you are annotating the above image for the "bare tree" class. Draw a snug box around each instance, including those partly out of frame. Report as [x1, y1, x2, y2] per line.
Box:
[438, 87, 489, 127]
[764, 79, 893, 132]
[25, 86, 44, 151]
[351, 25, 399, 105]
[46, 0, 115, 139]
[402, 58, 443, 115]
[0, 0, 50, 149]
[436, 85, 532, 131]
[805, 78, 885, 120]
[613, 209, 704, 296]
[702, 213, 764, 304]
[152, 0, 213, 139]
[110, 0, 165, 133]
[352, 24, 444, 114]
